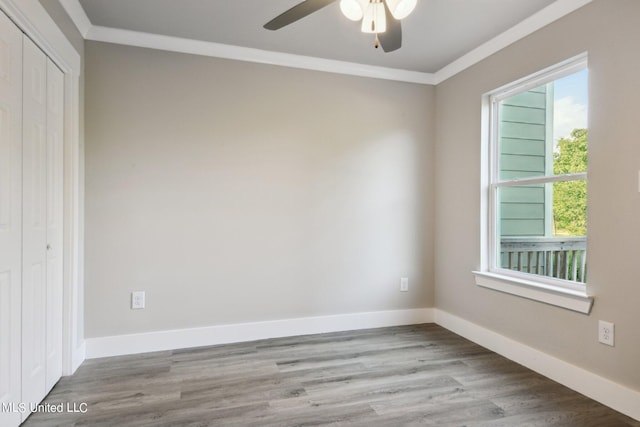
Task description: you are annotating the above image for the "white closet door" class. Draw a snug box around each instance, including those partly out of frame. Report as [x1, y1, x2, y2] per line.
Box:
[0, 10, 23, 427]
[21, 35, 48, 420]
[45, 59, 64, 392]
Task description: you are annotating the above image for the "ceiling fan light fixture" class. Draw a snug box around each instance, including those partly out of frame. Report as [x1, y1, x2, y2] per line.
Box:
[386, 0, 417, 20]
[339, 0, 364, 21]
[263, 0, 406, 51]
[361, 1, 386, 34]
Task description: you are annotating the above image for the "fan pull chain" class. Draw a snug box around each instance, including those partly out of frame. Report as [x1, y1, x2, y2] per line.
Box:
[374, 34, 380, 49]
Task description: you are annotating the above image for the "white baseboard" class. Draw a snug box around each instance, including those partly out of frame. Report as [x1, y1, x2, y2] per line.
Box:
[86, 308, 434, 359]
[434, 309, 640, 422]
[72, 341, 86, 373]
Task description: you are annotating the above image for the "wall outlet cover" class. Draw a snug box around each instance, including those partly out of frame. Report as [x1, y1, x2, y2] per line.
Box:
[598, 320, 614, 346]
[131, 291, 145, 309]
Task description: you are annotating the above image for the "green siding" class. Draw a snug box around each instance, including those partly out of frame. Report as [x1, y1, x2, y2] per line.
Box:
[501, 203, 545, 219]
[500, 154, 545, 172]
[502, 90, 546, 109]
[501, 138, 545, 156]
[500, 122, 546, 140]
[501, 219, 545, 236]
[498, 85, 549, 237]
[500, 105, 546, 124]
[500, 186, 545, 203]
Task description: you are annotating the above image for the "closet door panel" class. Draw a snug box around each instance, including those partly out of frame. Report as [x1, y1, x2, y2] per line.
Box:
[21, 35, 48, 419]
[45, 59, 63, 392]
[0, 10, 23, 427]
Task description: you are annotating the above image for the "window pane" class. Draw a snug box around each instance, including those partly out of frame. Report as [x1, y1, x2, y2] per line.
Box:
[499, 69, 588, 181]
[497, 181, 587, 283]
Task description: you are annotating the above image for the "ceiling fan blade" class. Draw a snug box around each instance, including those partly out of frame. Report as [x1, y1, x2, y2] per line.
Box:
[264, 0, 337, 31]
[379, 2, 402, 52]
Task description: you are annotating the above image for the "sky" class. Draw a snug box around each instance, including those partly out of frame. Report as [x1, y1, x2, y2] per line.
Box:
[553, 68, 588, 141]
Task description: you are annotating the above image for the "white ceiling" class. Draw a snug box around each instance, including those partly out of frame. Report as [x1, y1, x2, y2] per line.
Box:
[62, 0, 589, 83]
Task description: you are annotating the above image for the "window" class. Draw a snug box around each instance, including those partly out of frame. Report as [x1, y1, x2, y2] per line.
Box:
[474, 55, 593, 313]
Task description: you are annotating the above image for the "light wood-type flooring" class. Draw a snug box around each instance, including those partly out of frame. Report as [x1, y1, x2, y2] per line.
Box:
[22, 324, 639, 426]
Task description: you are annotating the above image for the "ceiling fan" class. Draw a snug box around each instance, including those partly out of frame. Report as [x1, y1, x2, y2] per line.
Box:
[263, 0, 418, 52]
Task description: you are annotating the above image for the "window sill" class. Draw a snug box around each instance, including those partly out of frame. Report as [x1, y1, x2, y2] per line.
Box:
[472, 271, 593, 314]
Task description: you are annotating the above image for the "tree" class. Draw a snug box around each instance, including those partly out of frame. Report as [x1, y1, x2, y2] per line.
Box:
[553, 129, 587, 236]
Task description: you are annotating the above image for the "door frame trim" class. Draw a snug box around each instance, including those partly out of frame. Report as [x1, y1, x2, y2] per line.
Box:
[0, 0, 84, 375]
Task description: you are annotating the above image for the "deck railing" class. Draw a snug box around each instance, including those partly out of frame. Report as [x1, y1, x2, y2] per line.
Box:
[500, 236, 587, 283]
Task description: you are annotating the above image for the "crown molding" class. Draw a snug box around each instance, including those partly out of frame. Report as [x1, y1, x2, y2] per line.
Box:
[85, 25, 436, 85]
[432, 0, 593, 84]
[59, 0, 591, 85]
[58, 0, 90, 37]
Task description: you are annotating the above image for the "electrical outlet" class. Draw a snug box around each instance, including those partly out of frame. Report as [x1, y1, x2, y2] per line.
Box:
[400, 277, 409, 292]
[131, 291, 145, 309]
[598, 320, 614, 346]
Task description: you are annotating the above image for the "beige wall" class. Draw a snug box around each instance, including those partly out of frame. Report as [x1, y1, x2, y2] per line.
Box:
[435, 0, 640, 391]
[84, 41, 436, 337]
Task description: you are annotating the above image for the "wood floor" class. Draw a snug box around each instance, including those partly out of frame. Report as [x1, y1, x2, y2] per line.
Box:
[23, 324, 638, 426]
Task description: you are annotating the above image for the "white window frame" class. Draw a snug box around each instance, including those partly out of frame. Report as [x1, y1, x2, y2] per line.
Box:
[474, 54, 593, 314]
